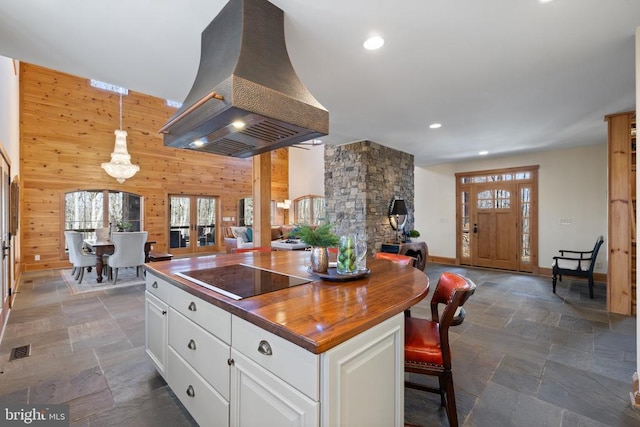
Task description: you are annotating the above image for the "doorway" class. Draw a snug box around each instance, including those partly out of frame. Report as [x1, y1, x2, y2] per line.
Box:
[0, 154, 10, 330]
[456, 166, 538, 273]
[169, 195, 218, 255]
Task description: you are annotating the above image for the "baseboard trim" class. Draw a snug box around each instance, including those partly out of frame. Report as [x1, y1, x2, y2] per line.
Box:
[429, 260, 607, 282]
[427, 256, 456, 265]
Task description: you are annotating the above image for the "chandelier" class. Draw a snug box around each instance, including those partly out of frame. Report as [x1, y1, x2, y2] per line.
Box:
[101, 93, 139, 183]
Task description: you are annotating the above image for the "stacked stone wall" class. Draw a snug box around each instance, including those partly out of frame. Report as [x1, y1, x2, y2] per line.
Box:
[324, 141, 414, 253]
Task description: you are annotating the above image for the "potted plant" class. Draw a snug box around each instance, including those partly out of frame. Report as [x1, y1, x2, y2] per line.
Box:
[297, 223, 339, 273]
[406, 229, 420, 242]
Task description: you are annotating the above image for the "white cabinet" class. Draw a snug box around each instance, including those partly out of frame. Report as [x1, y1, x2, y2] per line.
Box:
[230, 316, 319, 427]
[166, 283, 231, 427]
[168, 347, 229, 427]
[230, 350, 318, 427]
[321, 314, 404, 427]
[145, 272, 405, 427]
[145, 277, 170, 378]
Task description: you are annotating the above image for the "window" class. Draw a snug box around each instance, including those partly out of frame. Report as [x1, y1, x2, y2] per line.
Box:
[64, 190, 143, 242]
[293, 195, 325, 225]
[237, 197, 277, 225]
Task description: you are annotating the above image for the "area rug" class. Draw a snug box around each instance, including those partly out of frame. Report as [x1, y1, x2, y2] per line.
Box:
[61, 267, 145, 294]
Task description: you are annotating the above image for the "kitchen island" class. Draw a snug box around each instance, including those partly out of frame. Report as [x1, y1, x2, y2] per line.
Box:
[145, 250, 429, 427]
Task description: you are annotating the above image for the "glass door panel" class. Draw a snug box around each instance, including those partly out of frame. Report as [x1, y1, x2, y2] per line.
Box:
[196, 197, 216, 249]
[170, 196, 190, 252]
[460, 189, 470, 262]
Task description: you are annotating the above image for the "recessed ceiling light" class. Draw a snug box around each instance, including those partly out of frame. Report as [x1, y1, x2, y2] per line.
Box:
[479, 151, 489, 156]
[538, 0, 553, 3]
[363, 36, 384, 50]
[231, 120, 246, 129]
[193, 139, 205, 147]
[429, 123, 442, 129]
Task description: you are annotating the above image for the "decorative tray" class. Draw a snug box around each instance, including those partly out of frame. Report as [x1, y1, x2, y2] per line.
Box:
[307, 267, 370, 282]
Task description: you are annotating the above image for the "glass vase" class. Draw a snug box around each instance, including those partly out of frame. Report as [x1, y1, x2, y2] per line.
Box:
[337, 234, 357, 274]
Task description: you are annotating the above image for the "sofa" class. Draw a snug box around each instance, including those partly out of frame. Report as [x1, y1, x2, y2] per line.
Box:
[224, 225, 298, 253]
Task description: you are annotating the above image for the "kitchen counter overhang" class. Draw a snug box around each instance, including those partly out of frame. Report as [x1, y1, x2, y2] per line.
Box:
[144, 250, 429, 354]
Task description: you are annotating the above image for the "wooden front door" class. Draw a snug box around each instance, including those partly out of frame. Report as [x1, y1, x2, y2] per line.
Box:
[457, 166, 538, 273]
[472, 183, 517, 270]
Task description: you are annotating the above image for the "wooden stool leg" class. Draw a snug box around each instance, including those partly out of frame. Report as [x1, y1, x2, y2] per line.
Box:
[443, 371, 458, 427]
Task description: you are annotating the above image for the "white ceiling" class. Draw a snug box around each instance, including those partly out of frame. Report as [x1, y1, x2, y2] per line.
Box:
[0, 0, 637, 166]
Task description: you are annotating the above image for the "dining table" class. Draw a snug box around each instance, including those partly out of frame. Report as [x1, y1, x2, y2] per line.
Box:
[84, 239, 155, 283]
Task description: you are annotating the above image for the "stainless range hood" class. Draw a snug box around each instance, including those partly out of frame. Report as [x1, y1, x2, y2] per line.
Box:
[160, 0, 329, 158]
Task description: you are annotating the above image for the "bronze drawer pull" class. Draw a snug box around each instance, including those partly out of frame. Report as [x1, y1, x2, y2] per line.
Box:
[186, 385, 195, 397]
[188, 339, 197, 350]
[152, 281, 158, 288]
[188, 302, 197, 312]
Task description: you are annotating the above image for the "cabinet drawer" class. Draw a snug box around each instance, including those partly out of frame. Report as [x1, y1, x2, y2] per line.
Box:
[169, 285, 231, 344]
[169, 308, 230, 400]
[168, 348, 229, 427]
[232, 316, 319, 400]
[146, 273, 170, 301]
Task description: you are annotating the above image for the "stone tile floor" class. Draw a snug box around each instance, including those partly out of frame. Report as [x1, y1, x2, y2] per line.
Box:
[0, 264, 638, 426]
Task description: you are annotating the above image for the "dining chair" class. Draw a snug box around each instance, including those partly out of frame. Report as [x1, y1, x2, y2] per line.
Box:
[106, 231, 147, 285]
[374, 251, 416, 266]
[232, 246, 272, 253]
[404, 272, 476, 427]
[65, 231, 97, 284]
[375, 251, 420, 316]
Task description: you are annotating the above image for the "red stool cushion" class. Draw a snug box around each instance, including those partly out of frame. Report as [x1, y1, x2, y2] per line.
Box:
[404, 317, 443, 366]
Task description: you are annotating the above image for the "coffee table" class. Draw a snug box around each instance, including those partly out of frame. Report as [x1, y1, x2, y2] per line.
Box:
[270, 239, 310, 251]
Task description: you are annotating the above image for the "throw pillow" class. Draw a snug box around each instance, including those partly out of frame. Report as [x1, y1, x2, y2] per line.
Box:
[230, 226, 246, 238]
[246, 227, 253, 242]
[231, 226, 249, 243]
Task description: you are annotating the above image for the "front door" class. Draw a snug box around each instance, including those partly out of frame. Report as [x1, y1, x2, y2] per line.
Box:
[169, 195, 218, 255]
[457, 166, 538, 273]
[472, 183, 517, 270]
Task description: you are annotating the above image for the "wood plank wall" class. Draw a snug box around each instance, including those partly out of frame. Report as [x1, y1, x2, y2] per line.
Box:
[20, 64, 289, 271]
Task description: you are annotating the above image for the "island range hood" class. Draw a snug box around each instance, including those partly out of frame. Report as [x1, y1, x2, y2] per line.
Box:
[160, 0, 329, 158]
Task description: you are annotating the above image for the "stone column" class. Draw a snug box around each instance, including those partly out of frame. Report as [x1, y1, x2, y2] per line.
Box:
[324, 141, 414, 253]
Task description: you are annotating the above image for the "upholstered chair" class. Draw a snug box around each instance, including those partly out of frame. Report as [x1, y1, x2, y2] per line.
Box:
[65, 231, 97, 284]
[106, 231, 147, 285]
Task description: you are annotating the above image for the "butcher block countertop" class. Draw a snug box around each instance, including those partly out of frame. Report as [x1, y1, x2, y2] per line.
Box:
[144, 250, 430, 354]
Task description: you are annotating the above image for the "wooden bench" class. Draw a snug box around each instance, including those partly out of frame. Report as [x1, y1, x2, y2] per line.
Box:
[148, 251, 173, 262]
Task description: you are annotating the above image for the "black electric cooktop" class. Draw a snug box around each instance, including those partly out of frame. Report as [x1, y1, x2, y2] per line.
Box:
[175, 264, 310, 300]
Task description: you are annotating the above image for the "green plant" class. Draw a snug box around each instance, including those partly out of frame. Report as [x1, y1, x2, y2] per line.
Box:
[297, 223, 339, 247]
[409, 229, 420, 238]
[116, 221, 132, 232]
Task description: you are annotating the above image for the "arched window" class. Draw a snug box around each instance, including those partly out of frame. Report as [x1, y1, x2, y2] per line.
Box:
[63, 190, 143, 241]
[293, 195, 325, 225]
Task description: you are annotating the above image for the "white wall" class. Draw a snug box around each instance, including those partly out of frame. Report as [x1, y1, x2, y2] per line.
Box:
[414, 144, 608, 272]
[288, 144, 325, 199]
[0, 56, 20, 171]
